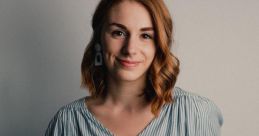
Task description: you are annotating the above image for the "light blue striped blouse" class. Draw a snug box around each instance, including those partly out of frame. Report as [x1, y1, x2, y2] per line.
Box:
[45, 87, 223, 136]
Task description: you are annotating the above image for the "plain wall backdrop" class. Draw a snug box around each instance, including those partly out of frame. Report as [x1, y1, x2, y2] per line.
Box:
[0, 0, 258, 135]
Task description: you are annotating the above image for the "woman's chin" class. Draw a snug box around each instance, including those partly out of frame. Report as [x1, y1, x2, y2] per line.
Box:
[113, 71, 145, 82]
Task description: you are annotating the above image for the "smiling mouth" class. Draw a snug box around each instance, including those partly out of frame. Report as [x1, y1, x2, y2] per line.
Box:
[116, 58, 141, 68]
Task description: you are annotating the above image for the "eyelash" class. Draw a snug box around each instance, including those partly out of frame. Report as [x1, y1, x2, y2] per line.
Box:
[111, 30, 127, 38]
[141, 33, 153, 39]
[111, 30, 153, 40]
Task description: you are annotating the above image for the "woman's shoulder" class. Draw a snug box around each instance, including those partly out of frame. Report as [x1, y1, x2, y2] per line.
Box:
[173, 86, 220, 107]
[52, 96, 88, 117]
[46, 96, 88, 125]
[45, 97, 89, 135]
[173, 86, 209, 99]
[171, 86, 224, 126]
[165, 87, 224, 134]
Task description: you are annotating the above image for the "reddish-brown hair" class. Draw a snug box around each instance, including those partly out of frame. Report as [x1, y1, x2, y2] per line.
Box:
[81, 0, 180, 116]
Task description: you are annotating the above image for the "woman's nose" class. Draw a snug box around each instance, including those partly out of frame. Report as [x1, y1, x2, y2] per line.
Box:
[121, 35, 138, 56]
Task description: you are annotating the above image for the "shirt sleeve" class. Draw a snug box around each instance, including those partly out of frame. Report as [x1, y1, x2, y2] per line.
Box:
[45, 110, 65, 136]
[190, 95, 224, 136]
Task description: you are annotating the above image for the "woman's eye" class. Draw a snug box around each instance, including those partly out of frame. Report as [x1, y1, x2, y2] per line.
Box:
[142, 33, 153, 40]
[111, 30, 127, 38]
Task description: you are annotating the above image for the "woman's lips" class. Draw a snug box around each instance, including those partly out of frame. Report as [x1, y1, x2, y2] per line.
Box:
[116, 58, 141, 68]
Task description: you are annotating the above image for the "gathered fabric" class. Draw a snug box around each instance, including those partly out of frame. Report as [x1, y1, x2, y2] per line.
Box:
[45, 87, 223, 136]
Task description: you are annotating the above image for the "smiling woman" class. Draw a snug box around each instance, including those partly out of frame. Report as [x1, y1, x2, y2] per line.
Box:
[45, 0, 223, 136]
[102, 1, 156, 83]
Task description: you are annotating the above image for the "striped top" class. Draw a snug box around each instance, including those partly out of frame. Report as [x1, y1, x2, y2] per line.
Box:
[45, 87, 223, 136]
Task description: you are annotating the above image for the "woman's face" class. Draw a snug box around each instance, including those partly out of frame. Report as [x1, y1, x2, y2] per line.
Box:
[101, 1, 156, 82]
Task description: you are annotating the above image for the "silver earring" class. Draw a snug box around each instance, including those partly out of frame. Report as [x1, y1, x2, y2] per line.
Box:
[94, 43, 103, 66]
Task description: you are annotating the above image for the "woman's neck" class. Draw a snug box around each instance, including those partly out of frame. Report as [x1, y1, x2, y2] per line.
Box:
[101, 76, 149, 113]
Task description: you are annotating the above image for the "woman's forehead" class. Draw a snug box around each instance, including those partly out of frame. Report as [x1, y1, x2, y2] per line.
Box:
[107, 1, 153, 29]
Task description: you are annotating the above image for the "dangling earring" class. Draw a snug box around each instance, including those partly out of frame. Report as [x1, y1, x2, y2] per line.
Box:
[94, 43, 103, 66]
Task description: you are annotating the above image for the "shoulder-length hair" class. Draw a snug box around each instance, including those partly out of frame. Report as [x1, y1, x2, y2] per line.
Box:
[81, 0, 180, 116]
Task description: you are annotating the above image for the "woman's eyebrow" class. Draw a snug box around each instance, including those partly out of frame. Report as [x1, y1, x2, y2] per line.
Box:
[140, 27, 154, 32]
[108, 22, 154, 32]
[108, 23, 127, 30]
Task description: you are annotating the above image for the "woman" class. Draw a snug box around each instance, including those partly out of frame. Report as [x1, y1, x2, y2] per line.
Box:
[45, 0, 223, 136]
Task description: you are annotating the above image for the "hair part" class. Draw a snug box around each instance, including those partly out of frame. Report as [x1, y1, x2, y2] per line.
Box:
[81, 0, 180, 117]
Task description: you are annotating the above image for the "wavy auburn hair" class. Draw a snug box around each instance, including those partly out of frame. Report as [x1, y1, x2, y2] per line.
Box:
[81, 0, 180, 116]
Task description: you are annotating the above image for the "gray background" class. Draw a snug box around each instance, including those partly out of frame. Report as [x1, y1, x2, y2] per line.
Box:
[0, 0, 258, 135]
